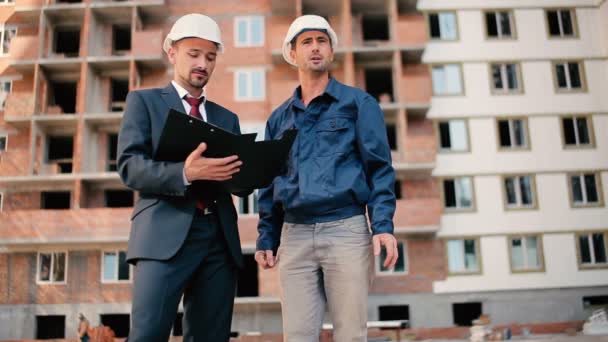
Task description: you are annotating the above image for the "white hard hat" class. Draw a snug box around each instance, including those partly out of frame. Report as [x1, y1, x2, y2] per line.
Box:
[163, 14, 224, 54]
[282, 15, 338, 66]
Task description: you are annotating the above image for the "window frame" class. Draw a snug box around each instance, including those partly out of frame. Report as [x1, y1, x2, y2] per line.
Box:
[233, 68, 266, 102]
[495, 117, 530, 151]
[576, 231, 608, 270]
[426, 11, 459, 41]
[567, 172, 604, 208]
[436, 118, 470, 153]
[100, 250, 132, 284]
[560, 115, 595, 149]
[0, 24, 17, 56]
[429, 63, 465, 96]
[376, 240, 408, 276]
[489, 62, 523, 95]
[0, 79, 12, 111]
[36, 251, 68, 285]
[445, 238, 482, 275]
[545, 8, 579, 39]
[501, 174, 538, 211]
[483, 10, 517, 40]
[552, 60, 587, 93]
[440, 176, 476, 212]
[234, 16, 265, 47]
[508, 234, 545, 273]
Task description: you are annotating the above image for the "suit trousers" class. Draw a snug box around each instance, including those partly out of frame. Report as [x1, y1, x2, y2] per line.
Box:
[278, 215, 372, 342]
[128, 213, 237, 342]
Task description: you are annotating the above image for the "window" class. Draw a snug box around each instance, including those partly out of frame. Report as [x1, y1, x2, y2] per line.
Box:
[497, 118, 527, 149]
[438, 119, 468, 152]
[378, 305, 409, 322]
[41, 191, 71, 209]
[100, 314, 130, 338]
[428, 12, 457, 40]
[108, 133, 118, 171]
[0, 80, 11, 110]
[442, 177, 474, 210]
[234, 16, 264, 47]
[0, 134, 6, 151]
[510, 235, 543, 272]
[112, 25, 131, 54]
[485, 11, 514, 39]
[0, 25, 16, 55]
[578, 232, 607, 267]
[37, 252, 67, 284]
[236, 254, 259, 297]
[562, 116, 593, 147]
[53, 27, 80, 57]
[377, 241, 407, 274]
[569, 173, 603, 207]
[36, 315, 65, 339]
[104, 190, 134, 208]
[546, 9, 577, 38]
[554, 61, 585, 91]
[0, 0, 16, 4]
[490, 63, 521, 94]
[447, 239, 480, 273]
[431, 64, 463, 95]
[234, 69, 265, 101]
[102, 251, 131, 282]
[394, 180, 402, 200]
[503, 175, 535, 209]
[386, 123, 397, 150]
[238, 190, 259, 215]
[453, 302, 482, 326]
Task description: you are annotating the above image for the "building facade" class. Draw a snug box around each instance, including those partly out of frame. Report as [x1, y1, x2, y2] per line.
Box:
[0, 0, 606, 340]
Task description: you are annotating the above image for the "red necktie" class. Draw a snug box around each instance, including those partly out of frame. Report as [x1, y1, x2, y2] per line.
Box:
[184, 96, 206, 210]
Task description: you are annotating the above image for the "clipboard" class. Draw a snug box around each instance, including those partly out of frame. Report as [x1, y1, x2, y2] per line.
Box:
[154, 109, 297, 192]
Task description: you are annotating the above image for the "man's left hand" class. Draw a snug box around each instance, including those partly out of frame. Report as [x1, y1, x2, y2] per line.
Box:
[373, 233, 398, 269]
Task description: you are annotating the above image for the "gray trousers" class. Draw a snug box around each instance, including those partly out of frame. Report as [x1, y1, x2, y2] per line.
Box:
[278, 215, 372, 342]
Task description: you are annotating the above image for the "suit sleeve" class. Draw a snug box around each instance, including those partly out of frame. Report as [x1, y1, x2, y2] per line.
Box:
[117, 91, 188, 196]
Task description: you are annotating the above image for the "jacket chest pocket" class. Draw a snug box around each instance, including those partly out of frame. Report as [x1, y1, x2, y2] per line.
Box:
[314, 116, 353, 156]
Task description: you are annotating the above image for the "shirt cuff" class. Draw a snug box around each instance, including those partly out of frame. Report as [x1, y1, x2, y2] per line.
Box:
[183, 168, 191, 186]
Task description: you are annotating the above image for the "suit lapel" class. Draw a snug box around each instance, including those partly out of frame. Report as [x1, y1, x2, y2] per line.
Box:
[160, 83, 185, 114]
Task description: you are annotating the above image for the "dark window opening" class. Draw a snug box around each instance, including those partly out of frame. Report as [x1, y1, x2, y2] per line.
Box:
[498, 120, 511, 147]
[386, 124, 397, 150]
[443, 180, 456, 208]
[172, 312, 184, 336]
[453, 302, 482, 326]
[47, 136, 73, 173]
[362, 15, 389, 41]
[110, 79, 129, 112]
[36, 315, 65, 339]
[100, 314, 130, 338]
[0, 136, 6, 151]
[54, 28, 80, 57]
[108, 134, 118, 171]
[394, 180, 402, 199]
[365, 69, 393, 102]
[379, 305, 409, 321]
[41, 191, 71, 209]
[583, 295, 608, 309]
[439, 122, 451, 148]
[429, 14, 440, 38]
[112, 26, 131, 54]
[236, 254, 259, 297]
[104, 190, 134, 208]
[49, 81, 77, 114]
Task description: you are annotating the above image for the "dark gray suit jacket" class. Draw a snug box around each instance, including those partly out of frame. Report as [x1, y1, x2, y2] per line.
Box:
[117, 83, 245, 268]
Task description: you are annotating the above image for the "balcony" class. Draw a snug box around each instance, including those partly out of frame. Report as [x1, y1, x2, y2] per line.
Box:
[0, 208, 131, 252]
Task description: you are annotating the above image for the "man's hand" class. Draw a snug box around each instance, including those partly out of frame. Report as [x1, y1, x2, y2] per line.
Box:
[373, 233, 398, 269]
[254, 250, 277, 269]
[184, 143, 242, 182]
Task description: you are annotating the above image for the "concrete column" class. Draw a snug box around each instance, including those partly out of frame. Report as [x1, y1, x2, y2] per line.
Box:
[341, 0, 355, 86]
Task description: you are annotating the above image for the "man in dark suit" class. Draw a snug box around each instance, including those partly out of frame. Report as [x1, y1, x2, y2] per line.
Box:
[117, 13, 246, 342]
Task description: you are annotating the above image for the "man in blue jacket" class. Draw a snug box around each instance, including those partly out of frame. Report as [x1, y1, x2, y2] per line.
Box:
[255, 15, 398, 342]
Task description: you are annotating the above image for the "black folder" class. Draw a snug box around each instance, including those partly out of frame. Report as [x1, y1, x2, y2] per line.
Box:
[154, 109, 297, 192]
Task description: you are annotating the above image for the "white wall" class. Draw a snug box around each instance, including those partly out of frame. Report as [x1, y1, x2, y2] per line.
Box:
[434, 234, 608, 293]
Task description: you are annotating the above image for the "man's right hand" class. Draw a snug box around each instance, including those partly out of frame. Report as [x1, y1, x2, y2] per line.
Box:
[184, 143, 242, 182]
[254, 250, 276, 269]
